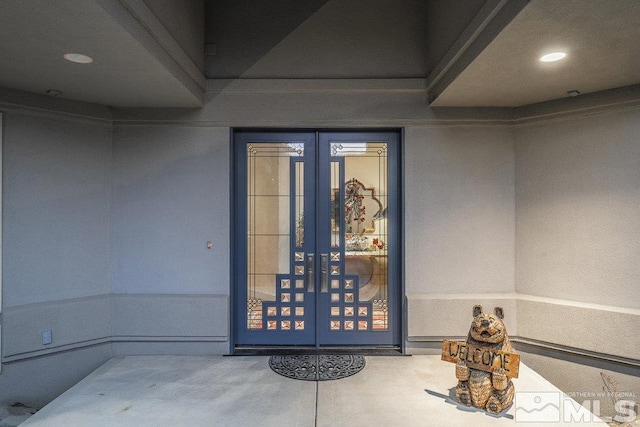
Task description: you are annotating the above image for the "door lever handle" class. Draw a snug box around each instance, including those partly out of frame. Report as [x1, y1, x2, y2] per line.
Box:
[320, 253, 329, 293]
[306, 254, 315, 292]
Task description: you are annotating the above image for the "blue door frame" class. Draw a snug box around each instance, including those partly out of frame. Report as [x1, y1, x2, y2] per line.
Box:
[233, 130, 401, 347]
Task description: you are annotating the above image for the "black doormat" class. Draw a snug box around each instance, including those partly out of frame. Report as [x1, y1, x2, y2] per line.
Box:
[269, 355, 365, 381]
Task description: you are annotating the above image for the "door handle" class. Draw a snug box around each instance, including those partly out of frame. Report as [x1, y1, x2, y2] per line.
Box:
[320, 253, 329, 293]
[306, 253, 315, 292]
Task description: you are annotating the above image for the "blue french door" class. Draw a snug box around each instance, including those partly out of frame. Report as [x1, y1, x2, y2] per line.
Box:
[234, 131, 400, 347]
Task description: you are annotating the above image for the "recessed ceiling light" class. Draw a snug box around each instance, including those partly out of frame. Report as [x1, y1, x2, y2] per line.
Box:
[539, 52, 566, 62]
[63, 53, 93, 64]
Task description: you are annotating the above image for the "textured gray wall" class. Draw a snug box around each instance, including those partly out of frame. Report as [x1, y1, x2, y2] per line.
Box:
[111, 125, 229, 295]
[0, 110, 113, 405]
[515, 109, 640, 309]
[514, 109, 640, 362]
[404, 125, 517, 341]
[2, 113, 112, 307]
[110, 124, 230, 352]
[405, 126, 515, 295]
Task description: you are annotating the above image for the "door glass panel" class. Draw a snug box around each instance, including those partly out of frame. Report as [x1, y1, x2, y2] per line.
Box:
[246, 143, 304, 330]
[329, 142, 389, 331]
[294, 161, 305, 247]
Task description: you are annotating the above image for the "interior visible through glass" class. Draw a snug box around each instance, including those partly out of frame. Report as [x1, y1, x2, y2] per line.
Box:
[330, 142, 389, 331]
[246, 143, 303, 329]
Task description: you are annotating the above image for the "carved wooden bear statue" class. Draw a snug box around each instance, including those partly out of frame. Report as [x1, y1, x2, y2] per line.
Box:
[455, 305, 515, 414]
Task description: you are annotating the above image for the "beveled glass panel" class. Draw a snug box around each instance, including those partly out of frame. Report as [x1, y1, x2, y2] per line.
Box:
[295, 320, 305, 330]
[344, 306, 354, 316]
[295, 307, 305, 316]
[295, 279, 304, 289]
[330, 265, 340, 275]
[358, 320, 368, 330]
[330, 161, 341, 248]
[281, 306, 290, 316]
[281, 293, 290, 302]
[294, 161, 305, 247]
[344, 320, 354, 330]
[372, 300, 388, 330]
[331, 307, 340, 316]
[249, 196, 290, 235]
[295, 293, 304, 302]
[330, 320, 341, 330]
[295, 266, 304, 275]
[247, 236, 289, 275]
[331, 293, 340, 303]
[330, 141, 389, 331]
[331, 252, 340, 262]
[294, 252, 304, 261]
[281, 320, 291, 330]
[331, 279, 340, 289]
[246, 142, 302, 330]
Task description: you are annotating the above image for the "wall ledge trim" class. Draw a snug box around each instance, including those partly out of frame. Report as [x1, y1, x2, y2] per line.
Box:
[206, 78, 427, 93]
[2, 338, 112, 363]
[407, 293, 639, 367]
[4, 81, 640, 127]
[517, 294, 640, 316]
[406, 336, 640, 369]
[3, 293, 111, 312]
[111, 336, 228, 342]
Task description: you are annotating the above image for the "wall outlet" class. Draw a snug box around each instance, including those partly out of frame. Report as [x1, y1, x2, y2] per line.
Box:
[42, 330, 52, 345]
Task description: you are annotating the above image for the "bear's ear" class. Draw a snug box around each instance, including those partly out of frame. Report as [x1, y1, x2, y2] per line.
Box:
[494, 307, 504, 319]
[473, 305, 483, 317]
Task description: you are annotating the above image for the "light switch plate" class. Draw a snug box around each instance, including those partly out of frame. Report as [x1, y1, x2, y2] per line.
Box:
[42, 330, 52, 345]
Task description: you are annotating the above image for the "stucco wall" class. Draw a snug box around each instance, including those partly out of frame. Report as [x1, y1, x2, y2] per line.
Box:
[515, 109, 640, 359]
[515, 109, 640, 309]
[110, 124, 230, 353]
[0, 110, 113, 404]
[404, 125, 517, 340]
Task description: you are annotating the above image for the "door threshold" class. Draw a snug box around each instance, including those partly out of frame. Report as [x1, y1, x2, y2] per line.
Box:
[231, 346, 405, 356]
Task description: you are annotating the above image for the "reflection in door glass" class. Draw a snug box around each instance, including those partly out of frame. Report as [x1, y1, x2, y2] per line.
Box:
[246, 143, 303, 330]
[329, 142, 389, 331]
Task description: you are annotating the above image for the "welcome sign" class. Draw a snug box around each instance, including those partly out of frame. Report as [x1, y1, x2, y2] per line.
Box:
[441, 340, 520, 378]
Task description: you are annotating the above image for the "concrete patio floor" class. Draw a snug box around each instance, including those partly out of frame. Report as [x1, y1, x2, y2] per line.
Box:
[21, 355, 607, 426]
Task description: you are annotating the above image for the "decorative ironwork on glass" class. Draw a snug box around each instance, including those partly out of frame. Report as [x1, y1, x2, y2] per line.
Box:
[247, 299, 263, 329]
[372, 299, 388, 330]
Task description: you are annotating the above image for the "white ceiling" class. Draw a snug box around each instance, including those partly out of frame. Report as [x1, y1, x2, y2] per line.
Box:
[431, 0, 640, 107]
[0, 0, 204, 108]
[0, 0, 639, 108]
